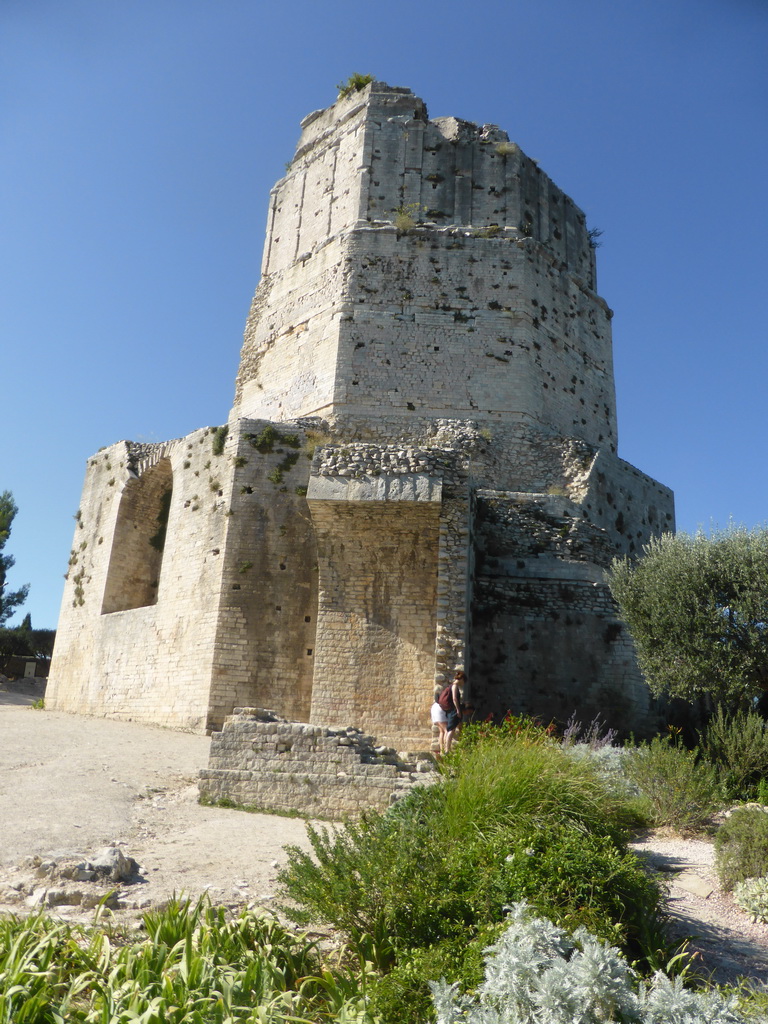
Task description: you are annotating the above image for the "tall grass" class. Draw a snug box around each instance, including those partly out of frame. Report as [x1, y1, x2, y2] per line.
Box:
[0, 899, 372, 1023]
[443, 723, 636, 842]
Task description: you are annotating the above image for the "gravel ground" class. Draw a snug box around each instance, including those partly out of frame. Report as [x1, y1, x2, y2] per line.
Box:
[630, 832, 768, 988]
[0, 696, 316, 926]
[1, 685, 768, 991]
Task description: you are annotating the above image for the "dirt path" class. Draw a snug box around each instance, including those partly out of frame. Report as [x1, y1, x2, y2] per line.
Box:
[1, 693, 768, 989]
[0, 702, 315, 918]
[630, 832, 768, 987]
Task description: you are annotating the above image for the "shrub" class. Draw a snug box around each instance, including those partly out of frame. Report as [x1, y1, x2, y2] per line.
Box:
[281, 813, 666, 1024]
[429, 902, 747, 1024]
[368, 935, 487, 1024]
[715, 807, 768, 889]
[0, 899, 371, 1023]
[279, 723, 668, 1002]
[444, 719, 639, 843]
[734, 874, 768, 923]
[562, 742, 639, 800]
[279, 785, 448, 956]
[699, 707, 768, 801]
[561, 712, 618, 749]
[624, 735, 722, 832]
[337, 73, 373, 99]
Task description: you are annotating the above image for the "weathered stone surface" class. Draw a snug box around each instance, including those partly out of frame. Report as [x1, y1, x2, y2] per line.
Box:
[200, 710, 435, 819]
[87, 846, 139, 883]
[48, 81, 674, 785]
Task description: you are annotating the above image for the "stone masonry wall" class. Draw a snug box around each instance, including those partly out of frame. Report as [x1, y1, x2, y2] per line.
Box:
[205, 420, 319, 730]
[233, 81, 611, 454]
[48, 429, 234, 730]
[49, 419, 325, 733]
[199, 709, 435, 819]
[330, 228, 615, 449]
[471, 491, 662, 734]
[307, 439, 472, 748]
[50, 82, 676, 762]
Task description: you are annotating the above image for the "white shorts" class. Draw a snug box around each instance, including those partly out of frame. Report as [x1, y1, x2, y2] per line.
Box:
[431, 702, 448, 724]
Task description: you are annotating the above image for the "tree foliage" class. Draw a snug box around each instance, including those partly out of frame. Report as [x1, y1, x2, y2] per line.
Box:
[0, 491, 36, 672]
[607, 526, 768, 706]
[0, 490, 28, 627]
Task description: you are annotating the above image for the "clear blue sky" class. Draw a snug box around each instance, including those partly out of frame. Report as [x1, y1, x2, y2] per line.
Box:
[2, 0, 767, 629]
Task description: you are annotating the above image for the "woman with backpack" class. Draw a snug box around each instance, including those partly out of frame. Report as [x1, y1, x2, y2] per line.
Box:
[431, 669, 466, 755]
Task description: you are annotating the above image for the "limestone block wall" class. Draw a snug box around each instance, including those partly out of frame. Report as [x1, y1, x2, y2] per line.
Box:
[233, 82, 609, 450]
[308, 475, 441, 750]
[233, 235, 348, 423]
[577, 451, 675, 557]
[305, 440, 473, 748]
[199, 709, 435, 819]
[205, 419, 319, 729]
[471, 490, 664, 734]
[329, 228, 615, 448]
[47, 428, 235, 730]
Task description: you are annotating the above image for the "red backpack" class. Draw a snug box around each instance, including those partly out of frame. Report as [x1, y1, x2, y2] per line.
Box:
[437, 685, 455, 712]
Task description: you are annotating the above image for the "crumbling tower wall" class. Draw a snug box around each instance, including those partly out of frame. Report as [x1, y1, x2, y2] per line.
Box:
[48, 82, 674, 748]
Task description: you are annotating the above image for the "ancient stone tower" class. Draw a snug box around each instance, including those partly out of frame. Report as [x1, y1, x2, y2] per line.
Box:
[48, 82, 674, 747]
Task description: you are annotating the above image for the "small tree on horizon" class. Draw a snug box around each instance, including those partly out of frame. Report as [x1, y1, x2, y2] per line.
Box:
[0, 491, 37, 672]
[0, 490, 29, 628]
[607, 525, 768, 708]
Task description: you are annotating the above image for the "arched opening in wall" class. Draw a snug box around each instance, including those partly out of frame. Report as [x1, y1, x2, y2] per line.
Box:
[101, 458, 173, 614]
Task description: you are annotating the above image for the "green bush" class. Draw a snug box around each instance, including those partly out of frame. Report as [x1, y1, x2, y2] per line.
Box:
[715, 807, 768, 889]
[0, 899, 371, 1023]
[368, 935, 487, 1024]
[480, 820, 666, 959]
[624, 735, 722, 832]
[429, 901, 748, 1024]
[279, 721, 669, 1022]
[444, 720, 638, 843]
[279, 785, 450, 956]
[734, 874, 768, 923]
[699, 707, 768, 801]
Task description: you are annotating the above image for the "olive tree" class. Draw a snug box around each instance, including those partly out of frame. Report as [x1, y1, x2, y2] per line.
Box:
[607, 526, 768, 707]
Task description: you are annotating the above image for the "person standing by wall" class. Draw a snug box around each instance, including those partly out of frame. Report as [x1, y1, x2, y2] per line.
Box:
[430, 692, 449, 755]
[437, 669, 466, 754]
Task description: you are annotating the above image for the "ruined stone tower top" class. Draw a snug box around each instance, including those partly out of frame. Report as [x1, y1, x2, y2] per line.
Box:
[232, 82, 617, 454]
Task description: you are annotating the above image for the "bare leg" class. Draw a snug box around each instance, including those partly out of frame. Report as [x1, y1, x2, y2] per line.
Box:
[445, 720, 463, 753]
[436, 721, 447, 755]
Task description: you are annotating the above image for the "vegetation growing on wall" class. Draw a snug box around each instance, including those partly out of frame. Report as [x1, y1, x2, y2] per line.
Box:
[245, 426, 300, 454]
[336, 72, 373, 98]
[211, 424, 229, 456]
[148, 487, 172, 553]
